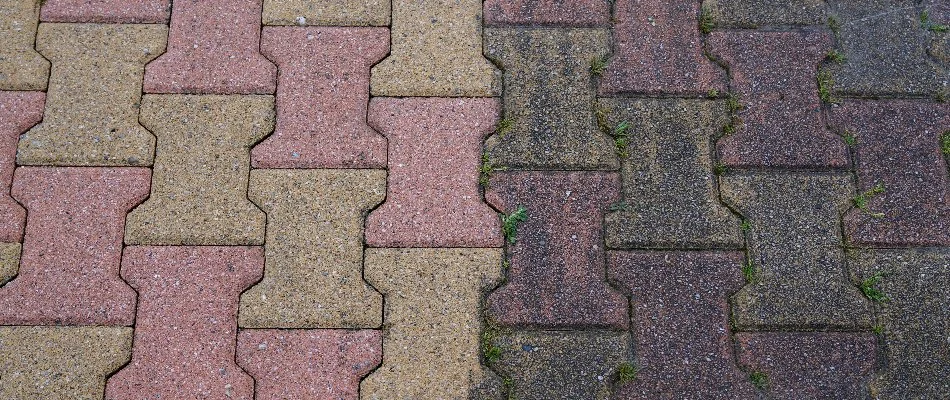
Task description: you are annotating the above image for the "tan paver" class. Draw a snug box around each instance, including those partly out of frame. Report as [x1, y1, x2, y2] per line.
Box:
[240, 169, 385, 329]
[0, 326, 132, 400]
[17, 23, 166, 166]
[0, 243, 18, 285]
[125, 95, 273, 245]
[263, 0, 390, 26]
[361, 248, 504, 399]
[0, 0, 49, 91]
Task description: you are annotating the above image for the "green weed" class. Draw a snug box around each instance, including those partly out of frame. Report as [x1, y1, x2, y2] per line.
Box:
[860, 272, 888, 302]
[591, 56, 607, 76]
[921, 11, 949, 33]
[941, 130, 950, 155]
[853, 182, 885, 218]
[750, 371, 769, 389]
[817, 69, 838, 104]
[699, 7, 715, 34]
[617, 363, 638, 384]
[501, 206, 528, 244]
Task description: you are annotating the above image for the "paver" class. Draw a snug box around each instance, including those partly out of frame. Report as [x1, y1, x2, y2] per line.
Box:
[106, 246, 263, 400]
[237, 329, 381, 400]
[720, 172, 872, 329]
[262, 0, 389, 26]
[701, 0, 827, 28]
[708, 29, 849, 168]
[125, 95, 272, 245]
[599, 0, 726, 96]
[0, 167, 149, 326]
[0, 92, 43, 244]
[16, 23, 166, 166]
[370, 0, 499, 97]
[927, 0, 949, 66]
[40, 0, 170, 23]
[831, 100, 950, 246]
[365, 97, 502, 247]
[485, 28, 617, 170]
[0, 244, 18, 285]
[362, 248, 503, 399]
[0, 0, 49, 91]
[240, 169, 385, 328]
[599, 98, 742, 249]
[609, 251, 758, 399]
[485, 171, 628, 328]
[849, 248, 950, 398]
[253, 27, 389, 169]
[0, 326, 132, 400]
[143, 0, 277, 94]
[483, 0, 610, 26]
[736, 332, 877, 399]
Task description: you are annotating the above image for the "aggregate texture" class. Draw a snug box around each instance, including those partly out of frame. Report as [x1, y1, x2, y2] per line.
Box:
[0, 0, 49, 91]
[262, 0, 390, 26]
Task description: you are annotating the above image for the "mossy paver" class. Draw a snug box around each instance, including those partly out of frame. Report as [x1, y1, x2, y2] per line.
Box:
[0, 167, 149, 326]
[253, 27, 389, 169]
[701, 0, 827, 28]
[484, 28, 617, 170]
[106, 246, 262, 400]
[40, 0, 170, 23]
[361, 248, 503, 399]
[365, 97, 502, 247]
[125, 94, 272, 246]
[0, 0, 49, 91]
[0, 92, 43, 243]
[483, 0, 610, 26]
[599, 98, 742, 249]
[0, 326, 132, 400]
[16, 23, 165, 166]
[239, 169, 385, 328]
[237, 329, 381, 399]
[143, 0, 276, 94]
[262, 0, 389, 26]
[370, 0, 499, 97]
[927, 0, 949, 66]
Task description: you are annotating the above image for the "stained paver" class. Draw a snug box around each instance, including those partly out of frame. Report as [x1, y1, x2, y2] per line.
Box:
[599, 98, 742, 249]
[143, 0, 276, 94]
[125, 95, 272, 245]
[40, 0, 170, 23]
[362, 248, 503, 399]
[599, 0, 726, 95]
[240, 169, 385, 328]
[0, 92, 43, 244]
[106, 246, 262, 400]
[831, 100, 950, 246]
[709, 29, 849, 168]
[609, 251, 758, 399]
[365, 97, 502, 247]
[16, 23, 165, 166]
[237, 329, 381, 400]
[485, 171, 628, 328]
[484, 28, 617, 170]
[701, 0, 827, 27]
[0, 326, 132, 400]
[483, 0, 610, 26]
[253, 27, 388, 169]
[0, 167, 149, 326]
[720, 172, 872, 329]
[736, 332, 877, 399]
[262, 0, 389, 26]
[370, 0, 499, 97]
[0, 0, 49, 91]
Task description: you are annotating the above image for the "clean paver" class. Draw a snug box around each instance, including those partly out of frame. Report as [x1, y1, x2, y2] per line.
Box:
[262, 0, 390, 26]
[40, 0, 170, 23]
[0, 91, 43, 243]
[0, 0, 49, 91]
[701, 0, 827, 27]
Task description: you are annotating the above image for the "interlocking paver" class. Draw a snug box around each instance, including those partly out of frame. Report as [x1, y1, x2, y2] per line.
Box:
[365, 97, 502, 247]
[720, 172, 872, 329]
[736, 332, 877, 399]
[0, 326, 132, 400]
[16, 23, 165, 166]
[240, 169, 385, 328]
[701, 0, 827, 27]
[928, 0, 949, 65]
[0, 0, 49, 91]
[362, 248, 503, 399]
[0, 167, 149, 326]
[483, 0, 610, 26]
[106, 246, 262, 400]
[237, 329, 381, 400]
[485, 171, 628, 328]
[609, 251, 758, 399]
[709, 29, 848, 168]
[370, 0, 499, 97]
[0, 244, 18, 285]
[484, 28, 617, 170]
[40, 0, 170, 23]
[599, 0, 725, 96]
[0, 92, 43, 244]
[599, 99, 742, 249]
[262, 0, 389, 26]
[143, 0, 277, 94]
[252, 27, 388, 169]
[125, 95, 272, 245]
[831, 100, 950, 246]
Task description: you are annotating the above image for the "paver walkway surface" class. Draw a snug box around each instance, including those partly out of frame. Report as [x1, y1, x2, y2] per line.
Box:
[0, 1, 948, 399]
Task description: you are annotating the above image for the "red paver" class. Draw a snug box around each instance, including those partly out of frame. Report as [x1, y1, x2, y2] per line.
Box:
[483, 0, 610, 26]
[143, 0, 276, 94]
[709, 29, 848, 168]
[599, 0, 725, 95]
[608, 251, 757, 399]
[237, 329, 381, 400]
[0, 92, 44, 243]
[106, 246, 263, 400]
[252, 27, 389, 169]
[0, 167, 149, 326]
[736, 332, 877, 399]
[40, 0, 170, 23]
[832, 100, 950, 246]
[365, 97, 502, 248]
[485, 171, 627, 328]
